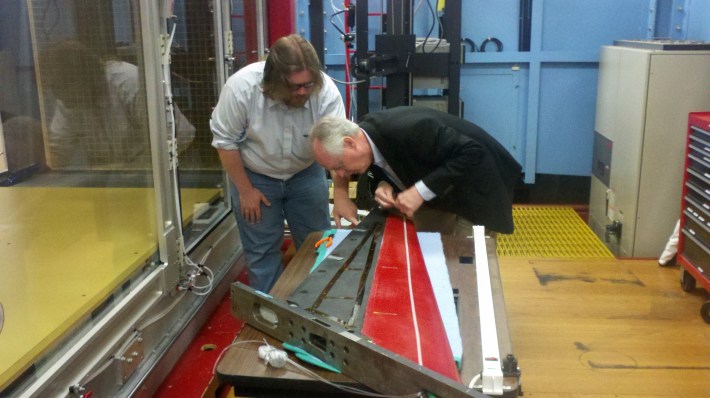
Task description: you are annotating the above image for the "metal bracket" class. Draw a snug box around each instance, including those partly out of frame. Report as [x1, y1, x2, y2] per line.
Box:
[231, 282, 488, 398]
[117, 336, 145, 383]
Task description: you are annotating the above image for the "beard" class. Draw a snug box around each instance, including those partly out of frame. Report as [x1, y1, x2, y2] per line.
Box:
[283, 94, 309, 108]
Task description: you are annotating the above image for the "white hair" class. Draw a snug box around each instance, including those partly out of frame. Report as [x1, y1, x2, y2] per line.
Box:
[310, 116, 360, 155]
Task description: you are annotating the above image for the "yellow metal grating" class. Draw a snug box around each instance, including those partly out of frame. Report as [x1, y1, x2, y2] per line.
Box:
[497, 206, 614, 258]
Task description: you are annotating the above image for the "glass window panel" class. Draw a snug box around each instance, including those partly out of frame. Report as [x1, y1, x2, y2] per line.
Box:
[0, 0, 250, 390]
[0, 0, 159, 390]
[171, 1, 230, 247]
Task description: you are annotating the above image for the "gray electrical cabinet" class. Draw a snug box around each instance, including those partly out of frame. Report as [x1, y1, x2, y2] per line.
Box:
[589, 42, 710, 257]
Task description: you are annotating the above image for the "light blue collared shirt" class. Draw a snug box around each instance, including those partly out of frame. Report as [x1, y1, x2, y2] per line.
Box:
[210, 61, 346, 180]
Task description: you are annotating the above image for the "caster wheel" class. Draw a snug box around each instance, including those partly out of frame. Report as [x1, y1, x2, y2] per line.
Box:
[680, 268, 696, 292]
[702, 301, 710, 324]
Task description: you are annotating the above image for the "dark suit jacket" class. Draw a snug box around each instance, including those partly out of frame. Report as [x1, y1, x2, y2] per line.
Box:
[358, 106, 522, 233]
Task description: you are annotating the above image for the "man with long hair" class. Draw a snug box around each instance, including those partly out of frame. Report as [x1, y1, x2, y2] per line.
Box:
[211, 34, 353, 292]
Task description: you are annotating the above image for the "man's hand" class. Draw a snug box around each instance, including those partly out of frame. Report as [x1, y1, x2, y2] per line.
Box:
[374, 181, 397, 209]
[217, 149, 271, 224]
[331, 174, 359, 228]
[394, 186, 424, 218]
[239, 186, 270, 224]
[332, 194, 359, 228]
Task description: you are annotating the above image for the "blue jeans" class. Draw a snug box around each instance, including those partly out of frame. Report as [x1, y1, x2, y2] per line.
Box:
[231, 162, 330, 292]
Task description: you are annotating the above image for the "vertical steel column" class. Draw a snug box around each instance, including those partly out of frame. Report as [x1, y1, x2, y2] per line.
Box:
[255, 0, 267, 57]
[386, 0, 411, 34]
[518, 0, 532, 51]
[308, 1, 325, 67]
[443, 0, 461, 116]
[141, 0, 180, 274]
[356, 0, 370, 119]
[382, 0, 412, 109]
[213, 0, 228, 85]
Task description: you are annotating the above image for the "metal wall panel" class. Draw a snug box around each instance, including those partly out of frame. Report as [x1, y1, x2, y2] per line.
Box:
[536, 64, 598, 176]
[589, 46, 710, 257]
[461, 66, 522, 161]
[295, 1, 710, 184]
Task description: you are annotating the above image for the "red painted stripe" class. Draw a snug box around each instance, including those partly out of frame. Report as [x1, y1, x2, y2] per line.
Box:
[154, 269, 248, 397]
[362, 215, 460, 382]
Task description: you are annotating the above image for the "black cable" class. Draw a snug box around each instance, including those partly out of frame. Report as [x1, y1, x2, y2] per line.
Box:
[480, 37, 503, 52]
[329, 9, 348, 37]
[462, 38, 479, 52]
[422, 0, 442, 54]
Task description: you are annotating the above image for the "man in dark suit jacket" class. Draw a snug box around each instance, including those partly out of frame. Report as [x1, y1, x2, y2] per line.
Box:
[311, 106, 522, 234]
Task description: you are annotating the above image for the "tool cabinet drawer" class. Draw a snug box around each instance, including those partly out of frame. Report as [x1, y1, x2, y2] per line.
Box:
[690, 125, 710, 145]
[686, 170, 710, 196]
[684, 198, 710, 225]
[680, 231, 710, 280]
[683, 214, 710, 245]
[688, 147, 710, 175]
[686, 181, 710, 206]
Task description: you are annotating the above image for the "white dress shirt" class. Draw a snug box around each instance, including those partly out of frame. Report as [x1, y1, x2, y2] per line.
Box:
[49, 61, 195, 168]
[362, 129, 436, 201]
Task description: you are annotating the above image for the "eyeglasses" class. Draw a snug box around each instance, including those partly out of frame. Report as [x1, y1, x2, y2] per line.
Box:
[289, 81, 315, 91]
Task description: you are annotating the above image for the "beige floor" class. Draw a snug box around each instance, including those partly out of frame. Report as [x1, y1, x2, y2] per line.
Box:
[499, 257, 710, 398]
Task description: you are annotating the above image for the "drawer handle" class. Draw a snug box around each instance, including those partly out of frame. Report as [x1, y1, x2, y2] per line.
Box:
[704, 203, 710, 210]
[689, 228, 697, 235]
[704, 157, 710, 163]
[700, 216, 706, 222]
[705, 173, 710, 179]
[705, 147, 710, 152]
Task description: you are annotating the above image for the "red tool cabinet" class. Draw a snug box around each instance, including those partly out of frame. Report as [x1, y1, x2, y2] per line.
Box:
[677, 112, 710, 323]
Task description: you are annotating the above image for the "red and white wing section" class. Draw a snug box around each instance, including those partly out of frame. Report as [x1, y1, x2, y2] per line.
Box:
[361, 215, 461, 382]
